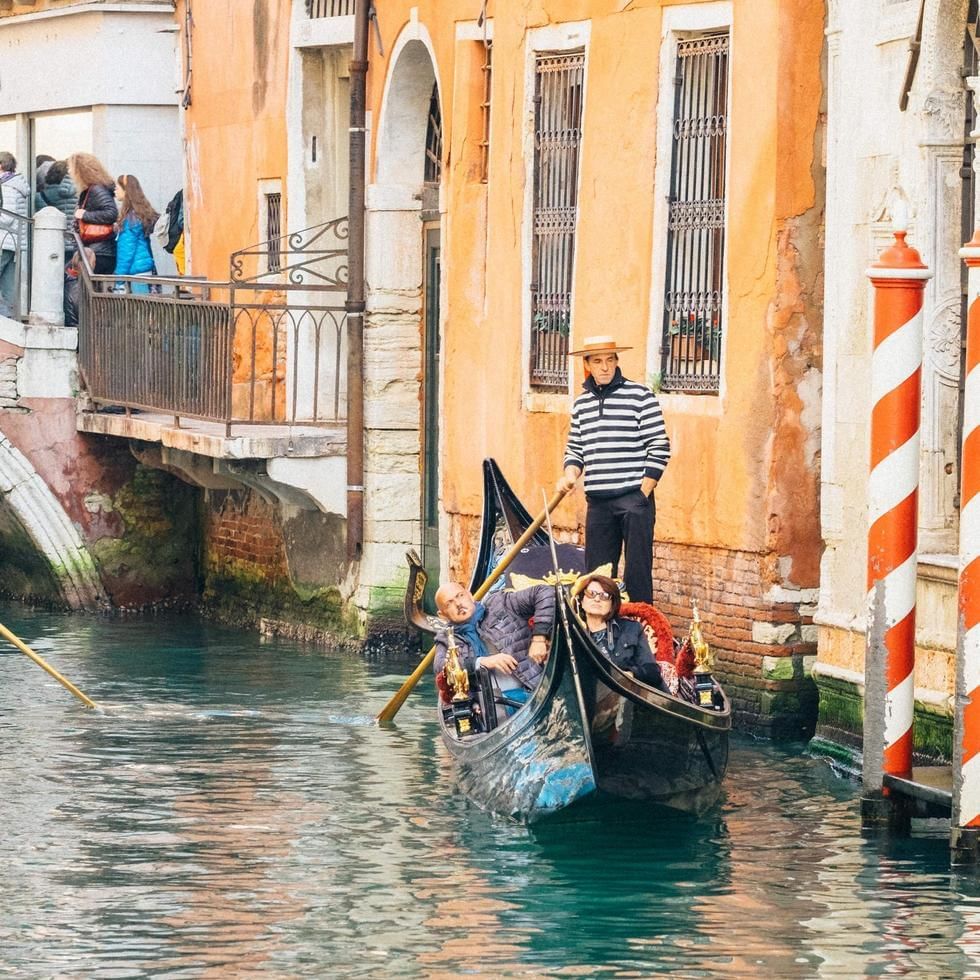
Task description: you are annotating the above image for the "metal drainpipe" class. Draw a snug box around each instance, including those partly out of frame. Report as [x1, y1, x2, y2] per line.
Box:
[346, 0, 369, 560]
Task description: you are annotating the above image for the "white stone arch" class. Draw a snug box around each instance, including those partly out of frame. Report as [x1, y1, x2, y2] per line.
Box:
[0, 435, 104, 610]
[376, 24, 443, 192]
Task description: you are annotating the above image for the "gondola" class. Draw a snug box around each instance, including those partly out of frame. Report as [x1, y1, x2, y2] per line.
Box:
[405, 458, 731, 821]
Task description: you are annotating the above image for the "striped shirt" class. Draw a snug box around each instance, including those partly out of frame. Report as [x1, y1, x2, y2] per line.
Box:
[563, 372, 671, 498]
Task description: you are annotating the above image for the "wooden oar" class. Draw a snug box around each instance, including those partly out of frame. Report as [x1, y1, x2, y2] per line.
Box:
[0, 621, 98, 709]
[376, 486, 569, 724]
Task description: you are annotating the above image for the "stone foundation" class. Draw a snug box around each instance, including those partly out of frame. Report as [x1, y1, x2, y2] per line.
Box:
[813, 623, 954, 765]
[202, 487, 360, 638]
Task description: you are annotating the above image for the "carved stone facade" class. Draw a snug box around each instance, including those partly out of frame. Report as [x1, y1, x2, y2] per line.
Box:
[816, 0, 972, 759]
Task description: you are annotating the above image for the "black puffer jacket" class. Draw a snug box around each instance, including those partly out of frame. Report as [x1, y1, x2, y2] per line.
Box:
[433, 585, 556, 691]
[590, 617, 663, 689]
[76, 182, 118, 265]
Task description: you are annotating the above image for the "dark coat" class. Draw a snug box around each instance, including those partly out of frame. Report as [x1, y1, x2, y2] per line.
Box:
[77, 183, 118, 262]
[433, 585, 556, 691]
[591, 617, 663, 689]
[35, 176, 78, 219]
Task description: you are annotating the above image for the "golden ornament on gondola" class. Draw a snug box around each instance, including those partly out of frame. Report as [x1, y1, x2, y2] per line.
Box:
[442, 627, 470, 703]
[689, 599, 713, 673]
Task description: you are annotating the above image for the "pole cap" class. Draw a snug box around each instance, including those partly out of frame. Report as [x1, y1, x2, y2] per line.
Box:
[867, 231, 932, 281]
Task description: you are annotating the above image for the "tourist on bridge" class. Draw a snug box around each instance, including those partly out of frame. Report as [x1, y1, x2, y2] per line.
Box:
[68, 153, 118, 275]
[556, 335, 671, 605]
[114, 174, 159, 293]
[0, 152, 30, 318]
[35, 160, 78, 220]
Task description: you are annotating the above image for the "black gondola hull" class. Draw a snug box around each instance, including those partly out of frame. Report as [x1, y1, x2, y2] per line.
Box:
[438, 624, 597, 822]
[415, 459, 732, 821]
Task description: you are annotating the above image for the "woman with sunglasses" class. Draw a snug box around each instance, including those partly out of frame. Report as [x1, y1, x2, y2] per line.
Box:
[576, 573, 664, 689]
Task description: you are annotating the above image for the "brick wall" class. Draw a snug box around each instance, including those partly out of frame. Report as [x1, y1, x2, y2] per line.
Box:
[655, 541, 818, 738]
[205, 489, 289, 576]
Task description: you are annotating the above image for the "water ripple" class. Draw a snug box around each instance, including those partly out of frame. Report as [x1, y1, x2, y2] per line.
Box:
[1, 606, 979, 977]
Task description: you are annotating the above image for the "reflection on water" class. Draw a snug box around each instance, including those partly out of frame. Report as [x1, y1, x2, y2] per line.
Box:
[2, 603, 980, 977]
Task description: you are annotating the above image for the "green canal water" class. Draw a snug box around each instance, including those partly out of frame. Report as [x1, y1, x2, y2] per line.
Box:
[2, 603, 980, 978]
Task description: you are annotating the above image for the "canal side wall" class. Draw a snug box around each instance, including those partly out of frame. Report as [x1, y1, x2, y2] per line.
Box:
[201, 486, 356, 642]
[0, 400, 199, 611]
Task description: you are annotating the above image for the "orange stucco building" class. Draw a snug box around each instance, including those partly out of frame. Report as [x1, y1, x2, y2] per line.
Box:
[176, 0, 826, 734]
[362, 0, 825, 734]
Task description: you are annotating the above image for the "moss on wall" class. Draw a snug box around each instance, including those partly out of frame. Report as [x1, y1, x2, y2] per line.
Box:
[0, 506, 66, 607]
[202, 555, 360, 635]
[814, 673, 953, 764]
[90, 465, 200, 608]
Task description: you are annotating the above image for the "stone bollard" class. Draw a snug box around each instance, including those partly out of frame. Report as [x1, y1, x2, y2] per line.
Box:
[29, 206, 66, 326]
[863, 230, 931, 803]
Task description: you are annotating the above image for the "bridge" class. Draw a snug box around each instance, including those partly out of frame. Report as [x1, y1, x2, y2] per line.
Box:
[0, 205, 384, 634]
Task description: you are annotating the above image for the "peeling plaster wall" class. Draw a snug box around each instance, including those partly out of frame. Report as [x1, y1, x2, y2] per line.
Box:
[175, 0, 289, 281]
[366, 0, 825, 585]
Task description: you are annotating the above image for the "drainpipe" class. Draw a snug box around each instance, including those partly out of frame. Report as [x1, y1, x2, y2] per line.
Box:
[346, 0, 369, 560]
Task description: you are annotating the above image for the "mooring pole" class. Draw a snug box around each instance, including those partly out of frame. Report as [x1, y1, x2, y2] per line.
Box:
[861, 229, 931, 830]
[953, 232, 980, 864]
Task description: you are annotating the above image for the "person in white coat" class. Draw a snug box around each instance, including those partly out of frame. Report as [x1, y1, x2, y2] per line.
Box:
[0, 152, 30, 318]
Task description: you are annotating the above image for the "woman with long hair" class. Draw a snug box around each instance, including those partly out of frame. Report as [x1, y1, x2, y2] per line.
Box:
[114, 174, 159, 292]
[68, 152, 118, 275]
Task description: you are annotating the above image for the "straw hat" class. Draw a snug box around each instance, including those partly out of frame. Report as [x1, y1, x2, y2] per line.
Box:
[568, 335, 633, 357]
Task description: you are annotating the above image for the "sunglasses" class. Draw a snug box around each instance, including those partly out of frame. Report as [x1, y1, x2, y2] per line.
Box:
[584, 588, 612, 600]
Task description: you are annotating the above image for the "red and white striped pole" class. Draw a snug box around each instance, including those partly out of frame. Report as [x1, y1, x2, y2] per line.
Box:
[864, 231, 930, 793]
[954, 233, 980, 851]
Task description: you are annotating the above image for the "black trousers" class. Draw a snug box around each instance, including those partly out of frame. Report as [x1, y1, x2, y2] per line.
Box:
[584, 490, 655, 604]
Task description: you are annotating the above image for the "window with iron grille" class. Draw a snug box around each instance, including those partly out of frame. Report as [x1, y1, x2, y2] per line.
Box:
[424, 83, 443, 184]
[305, 0, 355, 17]
[479, 41, 492, 183]
[660, 32, 729, 394]
[266, 192, 282, 273]
[530, 50, 585, 390]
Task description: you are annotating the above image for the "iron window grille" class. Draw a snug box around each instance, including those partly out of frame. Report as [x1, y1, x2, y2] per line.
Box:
[424, 83, 443, 184]
[660, 32, 730, 394]
[265, 192, 282, 273]
[530, 49, 585, 390]
[479, 41, 493, 183]
[306, 0, 355, 17]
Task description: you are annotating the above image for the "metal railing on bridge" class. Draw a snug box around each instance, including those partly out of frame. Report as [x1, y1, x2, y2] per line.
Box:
[0, 206, 32, 322]
[75, 216, 349, 434]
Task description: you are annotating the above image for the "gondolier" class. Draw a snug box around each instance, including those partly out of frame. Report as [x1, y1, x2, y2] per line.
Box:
[556, 335, 671, 604]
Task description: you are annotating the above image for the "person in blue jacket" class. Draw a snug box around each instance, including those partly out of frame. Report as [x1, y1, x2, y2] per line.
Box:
[114, 174, 159, 294]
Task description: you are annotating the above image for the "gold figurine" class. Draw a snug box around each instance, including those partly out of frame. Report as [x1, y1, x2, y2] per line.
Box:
[442, 627, 471, 702]
[689, 599, 713, 673]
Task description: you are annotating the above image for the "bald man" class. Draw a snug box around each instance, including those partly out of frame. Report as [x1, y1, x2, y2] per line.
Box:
[433, 581, 555, 705]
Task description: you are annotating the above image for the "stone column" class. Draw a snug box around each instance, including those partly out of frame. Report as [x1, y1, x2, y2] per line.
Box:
[29, 207, 66, 326]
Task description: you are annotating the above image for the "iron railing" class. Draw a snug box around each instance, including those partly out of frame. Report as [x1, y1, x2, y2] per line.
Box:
[529, 50, 585, 390]
[76, 217, 349, 433]
[306, 0, 355, 16]
[0, 207, 32, 322]
[660, 33, 729, 394]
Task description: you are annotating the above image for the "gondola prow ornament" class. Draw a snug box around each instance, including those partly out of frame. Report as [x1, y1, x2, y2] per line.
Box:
[689, 601, 719, 710]
[441, 626, 479, 738]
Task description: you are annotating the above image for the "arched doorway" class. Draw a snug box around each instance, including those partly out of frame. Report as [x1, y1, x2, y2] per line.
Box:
[369, 30, 443, 608]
